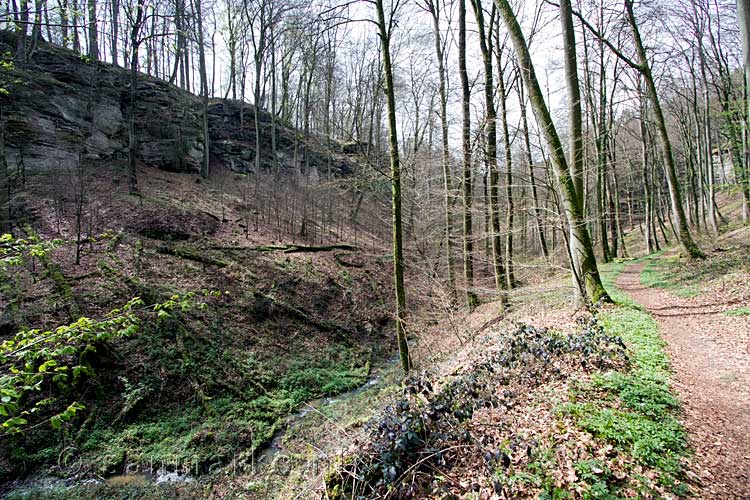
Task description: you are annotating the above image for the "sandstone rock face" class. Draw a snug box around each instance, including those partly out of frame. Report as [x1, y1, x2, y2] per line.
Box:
[0, 31, 356, 177]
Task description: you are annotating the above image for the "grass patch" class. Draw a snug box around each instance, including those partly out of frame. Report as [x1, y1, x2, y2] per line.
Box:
[640, 257, 701, 298]
[639, 242, 750, 299]
[559, 261, 690, 494]
[725, 306, 750, 317]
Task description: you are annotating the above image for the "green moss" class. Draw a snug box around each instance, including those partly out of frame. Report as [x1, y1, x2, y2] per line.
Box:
[280, 359, 370, 397]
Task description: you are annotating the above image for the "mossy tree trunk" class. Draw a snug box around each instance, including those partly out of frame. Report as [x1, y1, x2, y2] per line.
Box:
[375, 0, 411, 373]
[494, 0, 611, 304]
[737, 0, 750, 223]
[0, 120, 8, 234]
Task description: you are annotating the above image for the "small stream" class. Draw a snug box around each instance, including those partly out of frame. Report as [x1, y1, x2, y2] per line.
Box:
[255, 356, 398, 467]
[4, 355, 399, 496]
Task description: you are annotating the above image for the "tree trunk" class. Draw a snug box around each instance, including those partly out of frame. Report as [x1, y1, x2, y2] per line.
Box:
[625, 0, 703, 259]
[560, 0, 593, 300]
[59, 0, 69, 49]
[87, 0, 98, 60]
[497, 55, 515, 290]
[0, 120, 9, 233]
[375, 0, 410, 374]
[459, 0, 478, 309]
[494, 0, 610, 303]
[737, 0, 750, 222]
[15, 0, 28, 62]
[518, 75, 548, 259]
[111, 0, 119, 65]
[471, 0, 507, 309]
[194, 0, 209, 178]
[71, 0, 80, 53]
[128, 1, 145, 195]
[640, 106, 654, 254]
[425, 0, 457, 300]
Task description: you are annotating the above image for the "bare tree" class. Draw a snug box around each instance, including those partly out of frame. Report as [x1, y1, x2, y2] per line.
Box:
[419, 0, 457, 300]
[458, 0, 478, 309]
[470, 0, 508, 309]
[374, 0, 410, 373]
[494, 0, 611, 303]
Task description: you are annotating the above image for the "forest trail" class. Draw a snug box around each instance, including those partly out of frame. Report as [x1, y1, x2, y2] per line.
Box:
[617, 262, 750, 499]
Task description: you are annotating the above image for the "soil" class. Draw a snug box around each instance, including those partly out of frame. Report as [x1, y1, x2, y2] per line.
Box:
[617, 262, 750, 500]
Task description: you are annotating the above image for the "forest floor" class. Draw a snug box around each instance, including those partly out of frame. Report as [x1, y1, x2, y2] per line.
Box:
[617, 237, 750, 499]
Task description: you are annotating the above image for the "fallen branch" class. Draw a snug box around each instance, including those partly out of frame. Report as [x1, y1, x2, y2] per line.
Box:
[156, 244, 227, 268]
[252, 290, 357, 342]
[210, 243, 357, 254]
[334, 252, 365, 268]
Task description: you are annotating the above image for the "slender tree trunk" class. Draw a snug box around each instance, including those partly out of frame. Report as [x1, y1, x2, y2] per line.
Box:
[0, 120, 9, 233]
[497, 55, 515, 290]
[71, 0, 80, 53]
[625, 0, 703, 258]
[471, 0, 507, 309]
[111, 0, 119, 65]
[15, 0, 28, 62]
[459, 0, 478, 309]
[518, 75, 548, 259]
[737, 0, 750, 222]
[194, 0, 209, 178]
[375, 0, 410, 373]
[128, 1, 145, 195]
[270, 23, 278, 174]
[641, 107, 654, 254]
[87, 0, 98, 60]
[426, 0, 457, 300]
[170, 0, 184, 86]
[494, 0, 610, 303]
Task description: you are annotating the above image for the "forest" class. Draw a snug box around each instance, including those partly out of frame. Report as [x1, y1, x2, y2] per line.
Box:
[0, 0, 749, 498]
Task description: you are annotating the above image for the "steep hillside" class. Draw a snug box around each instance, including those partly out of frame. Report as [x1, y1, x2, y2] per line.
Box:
[0, 33, 396, 494]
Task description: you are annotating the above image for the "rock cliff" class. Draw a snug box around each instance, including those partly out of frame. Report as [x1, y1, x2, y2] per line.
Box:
[0, 30, 355, 176]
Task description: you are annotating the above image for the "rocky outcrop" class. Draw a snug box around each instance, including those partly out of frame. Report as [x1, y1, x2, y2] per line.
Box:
[0, 31, 356, 177]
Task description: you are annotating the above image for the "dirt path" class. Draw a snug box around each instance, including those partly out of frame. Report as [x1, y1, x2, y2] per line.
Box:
[617, 263, 750, 499]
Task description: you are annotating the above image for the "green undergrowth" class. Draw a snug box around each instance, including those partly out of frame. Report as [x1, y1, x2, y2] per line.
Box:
[4, 313, 372, 485]
[640, 256, 701, 298]
[5, 483, 209, 500]
[639, 238, 750, 298]
[559, 261, 690, 496]
[78, 353, 370, 477]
